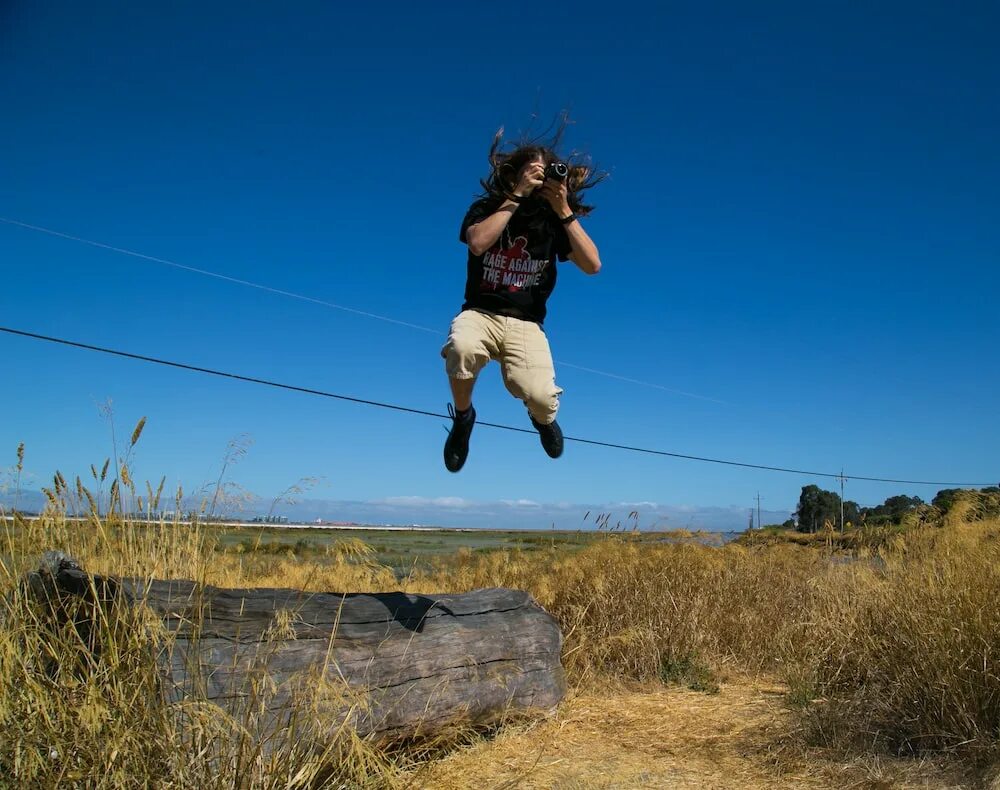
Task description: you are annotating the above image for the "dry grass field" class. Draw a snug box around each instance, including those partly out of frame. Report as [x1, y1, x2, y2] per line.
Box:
[3, 436, 999, 788]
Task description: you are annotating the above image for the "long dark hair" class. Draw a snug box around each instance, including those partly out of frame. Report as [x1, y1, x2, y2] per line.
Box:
[479, 116, 607, 216]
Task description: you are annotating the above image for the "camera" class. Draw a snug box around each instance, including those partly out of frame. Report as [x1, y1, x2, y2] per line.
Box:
[546, 161, 569, 182]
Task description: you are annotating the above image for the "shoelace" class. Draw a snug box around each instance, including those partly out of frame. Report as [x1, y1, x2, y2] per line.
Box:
[444, 403, 475, 434]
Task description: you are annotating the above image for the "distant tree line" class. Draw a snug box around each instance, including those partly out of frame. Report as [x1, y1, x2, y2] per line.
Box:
[773, 484, 1000, 533]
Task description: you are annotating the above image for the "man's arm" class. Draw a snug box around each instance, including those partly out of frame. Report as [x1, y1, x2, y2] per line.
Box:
[465, 199, 520, 256]
[538, 180, 602, 275]
[562, 218, 602, 275]
[465, 159, 546, 256]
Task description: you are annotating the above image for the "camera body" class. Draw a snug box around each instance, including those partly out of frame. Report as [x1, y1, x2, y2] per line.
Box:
[546, 161, 569, 182]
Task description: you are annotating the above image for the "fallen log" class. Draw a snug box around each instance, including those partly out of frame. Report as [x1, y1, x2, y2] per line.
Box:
[23, 552, 565, 742]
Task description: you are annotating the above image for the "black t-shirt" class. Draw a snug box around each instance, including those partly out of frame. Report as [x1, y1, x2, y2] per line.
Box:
[458, 196, 572, 324]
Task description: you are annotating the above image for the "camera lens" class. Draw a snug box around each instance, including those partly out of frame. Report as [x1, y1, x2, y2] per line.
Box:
[549, 162, 568, 180]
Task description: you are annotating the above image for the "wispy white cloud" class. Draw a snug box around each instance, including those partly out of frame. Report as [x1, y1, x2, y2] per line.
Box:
[374, 496, 475, 508]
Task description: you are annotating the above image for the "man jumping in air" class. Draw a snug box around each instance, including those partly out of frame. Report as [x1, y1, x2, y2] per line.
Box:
[441, 126, 605, 472]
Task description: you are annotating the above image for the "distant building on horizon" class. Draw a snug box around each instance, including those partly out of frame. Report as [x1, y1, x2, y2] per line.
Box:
[250, 515, 289, 524]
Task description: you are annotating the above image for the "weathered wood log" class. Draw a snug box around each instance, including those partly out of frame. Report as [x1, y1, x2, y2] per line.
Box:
[24, 553, 565, 742]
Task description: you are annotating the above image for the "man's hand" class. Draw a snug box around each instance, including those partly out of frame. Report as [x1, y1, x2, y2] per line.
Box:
[513, 160, 545, 197]
[538, 179, 572, 219]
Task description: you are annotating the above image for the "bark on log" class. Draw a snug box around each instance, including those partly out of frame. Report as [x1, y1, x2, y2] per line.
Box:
[24, 553, 565, 742]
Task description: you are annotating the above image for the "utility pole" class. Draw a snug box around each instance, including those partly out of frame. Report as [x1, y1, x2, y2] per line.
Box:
[755, 492, 762, 531]
[839, 470, 846, 534]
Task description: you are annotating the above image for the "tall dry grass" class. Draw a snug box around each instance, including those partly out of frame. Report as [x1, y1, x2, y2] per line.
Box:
[798, 495, 1000, 756]
[0, 481, 404, 786]
[4, 433, 1000, 784]
[406, 538, 823, 685]
[405, 493, 1000, 760]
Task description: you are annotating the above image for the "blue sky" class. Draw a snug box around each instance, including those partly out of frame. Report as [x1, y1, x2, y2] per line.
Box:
[1, 2, 997, 529]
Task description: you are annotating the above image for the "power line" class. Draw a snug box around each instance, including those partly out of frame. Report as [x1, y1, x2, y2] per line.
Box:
[1, 325, 993, 488]
[0, 217, 440, 335]
[0, 216, 725, 404]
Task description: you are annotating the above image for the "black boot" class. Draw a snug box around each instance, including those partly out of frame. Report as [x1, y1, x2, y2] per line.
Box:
[444, 404, 476, 472]
[530, 415, 564, 459]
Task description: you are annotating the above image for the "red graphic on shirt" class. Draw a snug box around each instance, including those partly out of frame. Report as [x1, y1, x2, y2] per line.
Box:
[480, 236, 546, 292]
[505, 236, 530, 261]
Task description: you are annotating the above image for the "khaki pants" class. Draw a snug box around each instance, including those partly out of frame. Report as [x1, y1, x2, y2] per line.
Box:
[441, 309, 562, 425]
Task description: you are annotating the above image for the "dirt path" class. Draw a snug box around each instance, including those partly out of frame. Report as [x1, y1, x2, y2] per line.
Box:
[405, 679, 967, 789]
